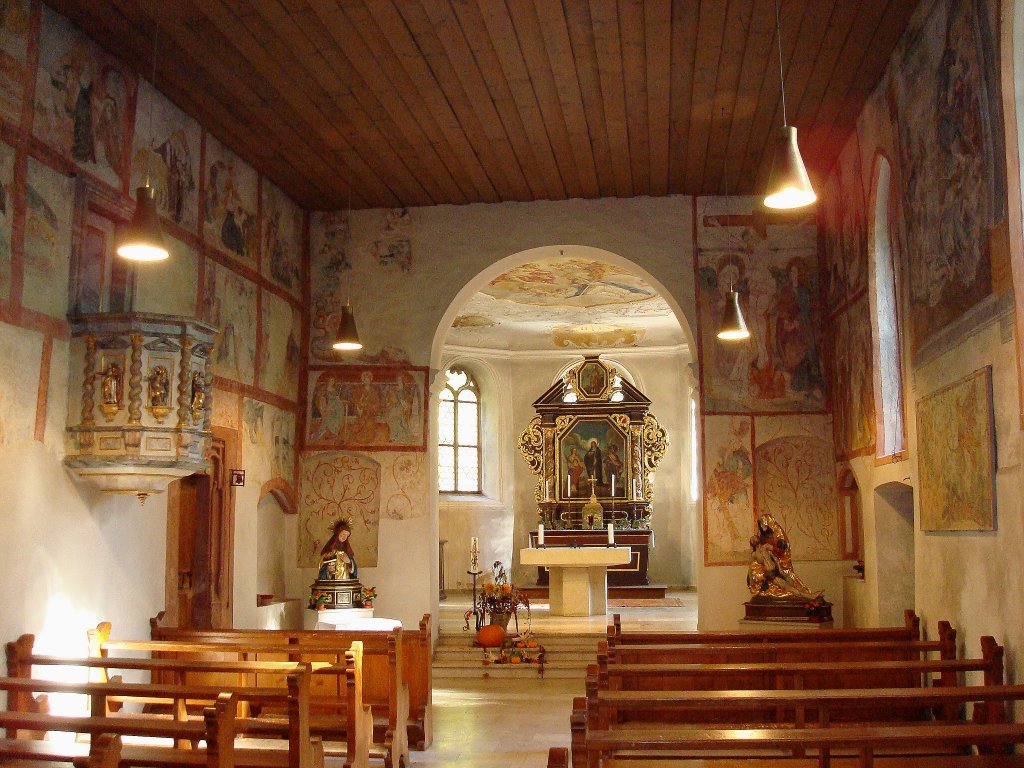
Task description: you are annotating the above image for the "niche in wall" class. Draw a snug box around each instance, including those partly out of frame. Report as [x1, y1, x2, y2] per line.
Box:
[874, 480, 915, 626]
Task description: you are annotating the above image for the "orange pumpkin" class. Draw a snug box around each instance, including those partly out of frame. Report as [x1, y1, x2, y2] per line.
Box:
[476, 624, 506, 648]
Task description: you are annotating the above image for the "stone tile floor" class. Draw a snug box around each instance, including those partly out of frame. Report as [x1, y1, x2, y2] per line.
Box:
[412, 589, 697, 767]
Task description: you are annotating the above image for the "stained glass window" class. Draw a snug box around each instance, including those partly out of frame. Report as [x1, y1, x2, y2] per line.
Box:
[438, 367, 480, 493]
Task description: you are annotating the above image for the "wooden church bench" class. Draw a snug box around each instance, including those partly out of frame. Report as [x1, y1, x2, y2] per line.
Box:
[607, 610, 922, 647]
[147, 612, 434, 749]
[580, 721, 1024, 768]
[5, 639, 370, 768]
[0, 691, 331, 768]
[570, 756, 1024, 768]
[89, 632, 404, 768]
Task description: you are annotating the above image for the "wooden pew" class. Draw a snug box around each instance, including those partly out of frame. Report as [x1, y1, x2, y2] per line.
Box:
[5, 636, 370, 768]
[0, 688, 328, 768]
[607, 610, 922, 647]
[148, 612, 434, 749]
[91, 627, 404, 768]
[580, 721, 1024, 768]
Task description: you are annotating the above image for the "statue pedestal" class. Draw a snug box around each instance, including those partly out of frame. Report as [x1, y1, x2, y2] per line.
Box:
[304, 607, 396, 630]
[310, 578, 362, 610]
[743, 595, 833, 624]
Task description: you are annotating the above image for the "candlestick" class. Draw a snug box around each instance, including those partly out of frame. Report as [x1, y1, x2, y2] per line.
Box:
[538, 524, 545, 547]
[607, 522, 615, 545]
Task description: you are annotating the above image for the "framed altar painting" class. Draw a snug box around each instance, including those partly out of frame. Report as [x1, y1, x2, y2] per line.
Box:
[917, 366, 995, 531]
[577, 358, 609, 398]
[556, 415, 630, 500]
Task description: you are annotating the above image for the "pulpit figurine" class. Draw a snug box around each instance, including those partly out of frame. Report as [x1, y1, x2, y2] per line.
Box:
[744, 514, 832, 623]
[146, 365, 172, 423]
[309, 519, 364, 610]
[99, 363, 122, 421]
[190, 370, 206, 425]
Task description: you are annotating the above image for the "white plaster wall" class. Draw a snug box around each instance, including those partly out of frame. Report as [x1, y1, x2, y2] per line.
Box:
[256, 494, 288, 599]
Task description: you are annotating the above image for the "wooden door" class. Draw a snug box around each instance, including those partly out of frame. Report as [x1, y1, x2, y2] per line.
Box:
[165, 428, 237, 628]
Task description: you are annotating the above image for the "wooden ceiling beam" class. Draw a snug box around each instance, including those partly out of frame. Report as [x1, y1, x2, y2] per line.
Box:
[700, 0, 755, 195]
[643, 0, 672, 196]
[360, 0, 500, 203]
[682, 0, 729, 193]
[666, 0, 701, 195]
[504, 0, 592, 198]
[307, 0, 473, 205]
[247, 0, 436, 207]
[588, 0, 633, 197]
[619, 0, 651, 195]
[561, 0, 618, 197]
[414, 0, 534, 200]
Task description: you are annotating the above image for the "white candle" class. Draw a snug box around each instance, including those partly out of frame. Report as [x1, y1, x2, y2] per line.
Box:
[538, 524, 544, 546]
[608, 523, 615, 545]
[611, 474, 616, 496]
[567, 473, 571, 496]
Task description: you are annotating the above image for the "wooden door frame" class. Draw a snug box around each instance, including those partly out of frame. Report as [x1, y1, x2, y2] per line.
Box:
[164, 426, 239, 628]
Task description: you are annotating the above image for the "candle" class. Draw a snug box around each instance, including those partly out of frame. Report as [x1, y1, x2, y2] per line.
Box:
[470, 537, 479, 572]
[567, 473, 571, 496]
[538, 524, 545, 546]
[611, 474, 616, 497]
[608, 523, 615, 545]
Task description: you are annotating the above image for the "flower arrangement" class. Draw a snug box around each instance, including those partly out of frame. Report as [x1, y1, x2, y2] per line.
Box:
[359, 586, 377, 608]
[309, 590, 329, 610]
[464, 561, 530, 630]
[482, 631, 546, 674]
[802, 594, 831, 622]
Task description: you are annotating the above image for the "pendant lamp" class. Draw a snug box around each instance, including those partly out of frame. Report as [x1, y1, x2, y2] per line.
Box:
[717, 288, 750, 341]
[763, 0, 816, 210]
[117, 28, 169, 261]
[332, 300, 362, 351]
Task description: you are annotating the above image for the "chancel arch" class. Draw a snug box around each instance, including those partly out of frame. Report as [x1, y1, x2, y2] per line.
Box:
[433, 245, 696, 601]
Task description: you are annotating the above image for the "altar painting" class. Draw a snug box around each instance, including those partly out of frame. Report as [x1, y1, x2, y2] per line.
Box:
[34, 7, 134, 190]
[556, 416, 629, 499]
[306, 366, 427, 451]
[702, 415, 754, 565]
[917, 367, 995, 531]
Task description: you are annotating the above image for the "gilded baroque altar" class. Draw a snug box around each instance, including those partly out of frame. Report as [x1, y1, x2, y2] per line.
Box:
[518, 356, 668, 586]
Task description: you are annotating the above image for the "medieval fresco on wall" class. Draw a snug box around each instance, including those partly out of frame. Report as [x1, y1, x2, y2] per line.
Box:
[0, 139, 14, 301]
[702, 414, 755, 565]
[378, 452, 427, 520]
[754, 415, 841, 561]
[698, 242, 826, 414]
[259, 290, 301, 401]
[34, 7, 134, 190]
[820, 136, 868, 312]
[262, 181, 302, 295]
[203, 134, 258, 263]
[212, 388, 239, 430]
[242, 398, 296, 486]
[298, 451, 381, 568]
[888, 0, 1004, 355]
[917, 366, 995, 531]
[201, 261, 257, 385]
[0, 0, 29, 127]
[23, 158, 73, 318]
[131, 80, 199, 232]
[309, 210, 350, 362]
[306, 366, 427, 450]
[831, 296, 876, 458]
[372, 207, 412, 271]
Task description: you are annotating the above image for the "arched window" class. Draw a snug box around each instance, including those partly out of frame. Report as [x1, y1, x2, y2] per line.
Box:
[438, 367, 480, 493]
[871, 157, 906, 458]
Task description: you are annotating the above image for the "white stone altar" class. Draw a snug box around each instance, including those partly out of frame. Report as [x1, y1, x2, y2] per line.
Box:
[303, 608, 401, 631]
[520, 546, 631, 616]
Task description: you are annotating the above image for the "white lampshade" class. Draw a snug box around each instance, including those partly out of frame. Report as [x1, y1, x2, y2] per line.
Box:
[717, 290, 750, 341]
[763, 126, 816, 210]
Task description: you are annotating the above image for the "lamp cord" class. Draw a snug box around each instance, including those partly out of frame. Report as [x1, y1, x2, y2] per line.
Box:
[146, 25, 158, 188]
[774, 0, 788, 127]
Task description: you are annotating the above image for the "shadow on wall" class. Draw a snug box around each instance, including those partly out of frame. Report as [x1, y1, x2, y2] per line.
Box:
[874, 480, 915, 626]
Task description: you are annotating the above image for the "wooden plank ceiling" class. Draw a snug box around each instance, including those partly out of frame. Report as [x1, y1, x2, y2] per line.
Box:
[49, 0, 919, 210]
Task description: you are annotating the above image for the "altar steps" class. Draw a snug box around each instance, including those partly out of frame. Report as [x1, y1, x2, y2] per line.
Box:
[432, 631, 600, 680]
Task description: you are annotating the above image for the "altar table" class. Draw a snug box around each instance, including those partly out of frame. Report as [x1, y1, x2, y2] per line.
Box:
[519, 546, 631, 616]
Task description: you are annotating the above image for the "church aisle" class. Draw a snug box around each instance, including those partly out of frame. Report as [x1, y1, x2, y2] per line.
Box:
[408, 590, 697, 765]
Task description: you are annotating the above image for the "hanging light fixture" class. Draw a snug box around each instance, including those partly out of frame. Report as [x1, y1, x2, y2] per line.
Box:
[117, 27, 168, 262]
[717, 287, 750, 341]
[763, 0, 816, 210]
[332, 187, 362, 351]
